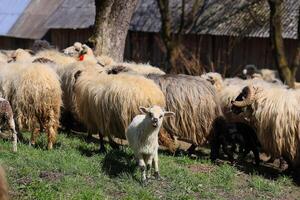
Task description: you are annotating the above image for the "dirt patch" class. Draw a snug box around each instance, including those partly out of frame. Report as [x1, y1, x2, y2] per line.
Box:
[16, 177, 32, 185]
[188, 164, 216, 173]
[39, 171, 64, 182]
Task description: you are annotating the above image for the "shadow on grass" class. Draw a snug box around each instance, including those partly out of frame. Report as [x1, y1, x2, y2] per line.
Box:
[233, 159, 300, 186]
[15, 132, 62, 150]
[77, 145, 100, 157]
[61, 130, 100, 144]
[101, 149, 137, 178]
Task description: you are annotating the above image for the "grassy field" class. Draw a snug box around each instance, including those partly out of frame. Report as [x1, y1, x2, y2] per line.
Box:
[0, 132, 299, 200]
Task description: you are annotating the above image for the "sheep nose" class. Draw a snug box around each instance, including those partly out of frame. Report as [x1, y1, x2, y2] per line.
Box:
[153, 118, 158, 123]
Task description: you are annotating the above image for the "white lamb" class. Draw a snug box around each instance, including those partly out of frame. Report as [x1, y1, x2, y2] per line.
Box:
[126, 105, 175, 184]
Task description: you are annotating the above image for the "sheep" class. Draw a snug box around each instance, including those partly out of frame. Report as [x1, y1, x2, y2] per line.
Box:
[63, 42, 83, 57]
[7, 48, 34, 63]
[35, 49, 76, 66]
[0, 52, 8, 63]
[213, 122, 261, 166]
[0, 62, 62, 149]
[200, 72, 224, 93]
[31, 39, 53, 53]
[231, 84, 300, 170]
[63, 43, 103, 65]
[242, 65, 283, 84]
[0, 97, 17, 152]
[96, 55, 116, 66]
[73, 69, 171, 152]
[55, 60, 104, 132]
[106, 62, 165, 76]
[146, 74, 225, 155]
[0, 166, 8, 200]
[63, 42, 165, 75]
[126, 105, 175, 183]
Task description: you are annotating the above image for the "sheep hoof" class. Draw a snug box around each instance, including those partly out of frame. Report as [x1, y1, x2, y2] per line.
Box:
[47, 143, 53, 150]
[99, 147, 107, 154]
[154, 172, 162, 180]
[141, 179, 148, 186]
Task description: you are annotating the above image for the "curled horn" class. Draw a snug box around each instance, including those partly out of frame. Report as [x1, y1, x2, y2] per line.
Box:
[231, 86, 255, 107]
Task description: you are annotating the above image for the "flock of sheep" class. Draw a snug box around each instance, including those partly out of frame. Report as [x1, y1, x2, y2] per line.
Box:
[0, 41, 299, 188]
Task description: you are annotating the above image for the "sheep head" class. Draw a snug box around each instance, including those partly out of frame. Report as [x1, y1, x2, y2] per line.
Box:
[231, 85, 255, 114]
[139, 105, 175, 128]
[8, 49, 33, 62]
[63, 42, 83, 57]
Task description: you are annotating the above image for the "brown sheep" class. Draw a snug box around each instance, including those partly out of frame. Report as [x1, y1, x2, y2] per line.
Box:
[147, 74, 225, 154]
[0, 62, 62, 149]
[73, 69, 172, 152]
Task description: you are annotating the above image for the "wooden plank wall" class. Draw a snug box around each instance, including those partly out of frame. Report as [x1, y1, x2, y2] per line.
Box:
[124, 31, 298, 78]
[1, 29, 299, 79]
[0, 36, 33, 50]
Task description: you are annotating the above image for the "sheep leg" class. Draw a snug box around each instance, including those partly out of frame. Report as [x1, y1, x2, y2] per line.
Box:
[145, 155, 153, 179]
[221, 142, 234, 162]
[46, 126, 56, 150]
[252, 147, 260, 167]
[98, 132, 106, 153]
[210, 137, 220, 162]
[8, 117, 17, 152]
[30, 127, 40, 146]
[153, 151, 161, 180]
[138, 156, 147, 183]
[108, 135, 120, 150]
[187, 144, 197, 155]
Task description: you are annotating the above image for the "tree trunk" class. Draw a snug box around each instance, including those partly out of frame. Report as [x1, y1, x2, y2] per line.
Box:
[291, 5, 300, 85]
[157, 0, 177, 72]
[88, 0, 139, 62]
[268, 0, 294, 88]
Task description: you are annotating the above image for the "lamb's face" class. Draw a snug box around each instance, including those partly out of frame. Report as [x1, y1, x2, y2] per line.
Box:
[139, 105, 175, 128]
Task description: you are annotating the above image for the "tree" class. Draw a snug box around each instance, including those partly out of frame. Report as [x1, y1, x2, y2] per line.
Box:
[268, 0, 300, 88]
[157, 0, 205, 74]
[157, 0, 265, 75]
[88, 0, 139, 62]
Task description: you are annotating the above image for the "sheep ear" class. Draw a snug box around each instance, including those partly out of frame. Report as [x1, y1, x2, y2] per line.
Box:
[26, 49, 35, 55]
[74, 70, 82, 81]
[164, 111, 175, 118]
[139, 106, 149, 114]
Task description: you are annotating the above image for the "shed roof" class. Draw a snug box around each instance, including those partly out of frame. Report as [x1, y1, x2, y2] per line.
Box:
[0, 0, 30, 35]
[128, 0, 299, 39]
[0, 0, 299, 39]
[7, 0, 64, 39]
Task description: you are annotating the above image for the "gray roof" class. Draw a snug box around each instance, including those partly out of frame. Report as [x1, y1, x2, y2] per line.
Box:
[0, 0, 30, 35]
[46, 0, 95, 29]
[129, 0, 299, 39]
[0, 0, 299, 39]
[7, 0, 64, 39]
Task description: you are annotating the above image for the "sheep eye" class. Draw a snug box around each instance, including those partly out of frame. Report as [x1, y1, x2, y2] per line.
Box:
[149, 113, 153, 117]
[159, 115, 163, 118]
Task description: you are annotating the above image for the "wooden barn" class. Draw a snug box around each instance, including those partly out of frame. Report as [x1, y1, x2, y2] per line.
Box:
[0, 0, 299, 77]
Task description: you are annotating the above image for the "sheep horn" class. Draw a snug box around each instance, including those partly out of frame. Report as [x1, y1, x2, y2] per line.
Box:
[231, 86, 255, 107]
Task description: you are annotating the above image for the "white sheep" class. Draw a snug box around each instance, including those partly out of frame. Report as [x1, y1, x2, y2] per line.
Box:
[0, 97, 17, 152]
[126, 105, 175, 183]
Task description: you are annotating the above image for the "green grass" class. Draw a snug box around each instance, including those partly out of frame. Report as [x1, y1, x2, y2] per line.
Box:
[0, 132, 299, 200]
